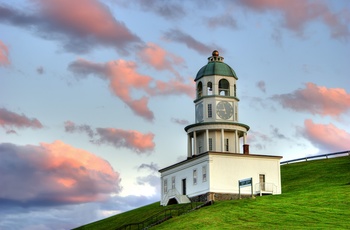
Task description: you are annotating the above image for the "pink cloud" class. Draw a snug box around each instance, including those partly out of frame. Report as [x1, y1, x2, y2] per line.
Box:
[272, 82, 350, 117]
[150, 78, 194, 98]
[0, 40, 9, 66]
[0, 108, 43, 130]
[0, 141, 121, 206]
[95, 128, 155, 154]
[138, 42, 184, 72]
[0, 0, 141, 54]
[303, 119, 350, 152]
[69, 58, 154, 120]
[64, 121, 155, 154]
[68, 57, 194, 121]
[237, 0, 350, 40]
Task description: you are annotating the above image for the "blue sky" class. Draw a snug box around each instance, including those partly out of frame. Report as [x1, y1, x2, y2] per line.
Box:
[0, 0, 349, 229]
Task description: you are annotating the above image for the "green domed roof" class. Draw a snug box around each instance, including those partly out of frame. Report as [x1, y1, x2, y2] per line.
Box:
[195, 50, 237, 81]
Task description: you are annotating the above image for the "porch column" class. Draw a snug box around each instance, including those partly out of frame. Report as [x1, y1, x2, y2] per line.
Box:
[221, 129, 224, 152]
[193, 131, 197, 155]
[205, 129, 209, 152]
[235, 130, 239, 153]
[187, 133, 192, 158]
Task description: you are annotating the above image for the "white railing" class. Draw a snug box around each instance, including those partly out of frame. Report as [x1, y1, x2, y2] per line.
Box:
[255, 182, 277, 196]
[161, 188, 190, 206]
[280, 150, 350, 165]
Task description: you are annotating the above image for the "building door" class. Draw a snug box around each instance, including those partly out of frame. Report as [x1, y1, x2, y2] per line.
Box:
[182, 179, 186, 195]
[259, 174, 265, 191]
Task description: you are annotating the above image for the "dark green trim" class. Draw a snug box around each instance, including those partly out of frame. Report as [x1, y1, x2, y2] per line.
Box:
[184, 121, 250, 132]
[193, 95, 240, 103]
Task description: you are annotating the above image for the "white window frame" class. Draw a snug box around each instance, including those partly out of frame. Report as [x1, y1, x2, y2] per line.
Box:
[202, 165, 207, 182]
[193, 169, 197, 185]
[164, 179, 168, 193]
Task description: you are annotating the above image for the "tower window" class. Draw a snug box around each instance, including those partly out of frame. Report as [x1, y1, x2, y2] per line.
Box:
[225, 138, 229, 151]
[208, 104, 212, 118]
[209, 138, 213, 151]
[172, 176, 175, 189]
[207, 82, 213, 95]
[197, 82, 203, 98]
[219, 79, 230, 96]
[234, 84, 237, 97]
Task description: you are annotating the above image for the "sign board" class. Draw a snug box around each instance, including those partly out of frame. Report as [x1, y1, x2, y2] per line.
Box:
[239, 178, 252, 187]
[238, 177, 253, 198]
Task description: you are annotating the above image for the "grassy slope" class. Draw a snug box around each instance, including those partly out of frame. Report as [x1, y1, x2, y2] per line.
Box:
[76, 156, 350, 229]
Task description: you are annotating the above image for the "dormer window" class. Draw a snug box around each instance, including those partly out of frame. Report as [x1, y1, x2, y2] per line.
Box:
[197, 82, 203, 98]
[219, 79, 229, 96]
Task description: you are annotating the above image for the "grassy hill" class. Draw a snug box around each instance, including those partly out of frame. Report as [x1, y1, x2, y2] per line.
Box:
[75, 156, 350, 229]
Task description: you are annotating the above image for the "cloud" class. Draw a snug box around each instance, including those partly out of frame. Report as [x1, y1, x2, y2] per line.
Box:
[237, 0, 350, 40]
[0, 141, 121, 207]
[64, 120, 95, 138]
[163, 29, 213, 54]
[116, 0, 186, 20]
[64, 121, 155, 154]
[206, 14, 238, 29]
[301, 119, 350, 152]
[171, 118, 189, 125]
[95, 128, 155, 154]
[0, 39, 9, 66]
[36, 66, 44, 74]
[0, 0, 141, 54]
[270, 125, 288, 140]
[138, 162, 159, 172]
[256, 80, 266, 93]
[68, 58, 194, 121]
[0, 108, 43, 130]
[138, 42, 185, 73]
[69, 58, 154, 120]
[272, 82, 350, 118]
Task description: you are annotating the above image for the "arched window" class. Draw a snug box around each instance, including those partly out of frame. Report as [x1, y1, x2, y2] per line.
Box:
[207, 82, 213, 95]
[197, 82, 203, 98]
[218, 79, 230, 96]
[234, 84, 237, 97]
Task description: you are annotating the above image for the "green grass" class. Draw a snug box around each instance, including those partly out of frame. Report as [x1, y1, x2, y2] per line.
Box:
[75, 156, 350, 229]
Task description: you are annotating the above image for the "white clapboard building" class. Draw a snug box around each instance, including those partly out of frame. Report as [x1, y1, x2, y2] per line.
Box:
[159, 51, 282, 206]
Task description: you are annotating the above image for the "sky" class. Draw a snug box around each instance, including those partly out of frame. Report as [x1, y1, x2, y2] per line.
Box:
[0, 0, 349, 229]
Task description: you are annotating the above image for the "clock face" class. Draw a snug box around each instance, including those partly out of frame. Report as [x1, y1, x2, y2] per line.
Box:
[216, 101, 233, 120]
[196, 103, 203, 122]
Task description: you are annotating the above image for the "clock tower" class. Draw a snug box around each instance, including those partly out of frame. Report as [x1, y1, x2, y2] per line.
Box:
[159, 50, 282, 206]
[185, 50, 249, 157]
